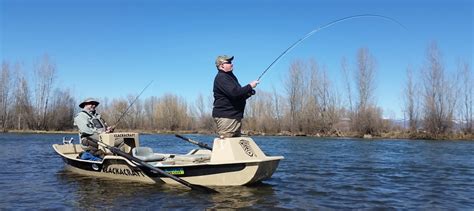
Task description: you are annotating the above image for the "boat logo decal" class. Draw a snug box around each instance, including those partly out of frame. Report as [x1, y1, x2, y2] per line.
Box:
[113, 133, 136, 138]
[102, 166, 146, 177]
[239, 139, 256, 157]
[92, 164, 99, 171]
[165, 168, 184, 175]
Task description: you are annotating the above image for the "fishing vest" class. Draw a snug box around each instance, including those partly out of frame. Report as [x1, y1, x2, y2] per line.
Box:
[81, 111, 106, 133]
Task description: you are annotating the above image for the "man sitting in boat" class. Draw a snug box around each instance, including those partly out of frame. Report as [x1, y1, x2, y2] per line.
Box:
[74, 98, 117, 161]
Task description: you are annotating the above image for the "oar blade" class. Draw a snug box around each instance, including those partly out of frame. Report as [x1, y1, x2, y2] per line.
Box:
[190, 184, 219, 194]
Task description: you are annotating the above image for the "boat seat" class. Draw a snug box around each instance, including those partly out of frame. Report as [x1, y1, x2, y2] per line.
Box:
[132, 147, 165, 162]
[174, 154, 211, 163]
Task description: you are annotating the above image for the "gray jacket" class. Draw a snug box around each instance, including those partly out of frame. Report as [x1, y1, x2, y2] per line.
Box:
[74, 110, 107, 137]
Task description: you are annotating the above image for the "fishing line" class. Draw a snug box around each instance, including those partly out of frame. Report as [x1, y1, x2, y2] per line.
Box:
[112, 80, 153, 127]
[256, 14, 406, 81]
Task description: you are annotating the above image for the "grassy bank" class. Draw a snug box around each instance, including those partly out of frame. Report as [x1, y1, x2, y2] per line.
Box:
[2, 129, 473, 141]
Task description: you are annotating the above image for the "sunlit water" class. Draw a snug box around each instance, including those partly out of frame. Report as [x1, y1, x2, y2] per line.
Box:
[0, 133, 473, 209]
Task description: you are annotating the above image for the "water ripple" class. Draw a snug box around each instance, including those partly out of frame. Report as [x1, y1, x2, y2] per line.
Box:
[0, 134, 473, 209]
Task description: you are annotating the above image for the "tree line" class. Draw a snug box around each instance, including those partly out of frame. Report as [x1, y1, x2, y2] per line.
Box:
[1, 42, 472, 139]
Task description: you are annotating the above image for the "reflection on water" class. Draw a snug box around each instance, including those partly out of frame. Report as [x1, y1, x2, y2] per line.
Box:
[206, 183, 278, 209]
[55, 170, 165, 209]
[55, 169, 279, 209]
[1, 134, 473, 209]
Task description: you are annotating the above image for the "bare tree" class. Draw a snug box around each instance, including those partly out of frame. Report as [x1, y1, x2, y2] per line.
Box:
[33, 54, 56, 130]
[352, 48, 382, 135]
[458, 61, 473, 133]
[303, 60, 327, 134]
[106, 98, 128, 129]
[155, 94, 189, 131]
[356, 48, 376, 111]
[143, 96, 158, 130]
[421, 42, 455, 135]
[12, 64, 33, 130]
[271, 86, 284, 133]
[193, 93, 214, 131]
[318, 66, 341, 134]
[340, 57, 356, 134]
[281, 59, 342, 135]
[123, 94, 144, 129]
[309, 62, 340, 134]
[403, 66, 420, 132]
[49, 88, 75, 130]
[245, 90, 280, 134]
[341, 57, 354, 113]
[303, 60, 321, 134]
[285, 60, 306, 133]
[0, 62, 13, 131]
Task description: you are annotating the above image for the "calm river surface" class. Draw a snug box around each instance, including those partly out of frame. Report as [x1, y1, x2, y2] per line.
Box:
[0, 133, 473, 209]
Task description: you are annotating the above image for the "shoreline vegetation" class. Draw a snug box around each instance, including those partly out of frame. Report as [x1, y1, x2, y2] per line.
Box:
[2, 129, 473, 141]
[1, 44, 472, 141]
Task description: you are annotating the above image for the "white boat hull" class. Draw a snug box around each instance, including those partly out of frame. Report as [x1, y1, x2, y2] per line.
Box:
[53, 133, 283, 186]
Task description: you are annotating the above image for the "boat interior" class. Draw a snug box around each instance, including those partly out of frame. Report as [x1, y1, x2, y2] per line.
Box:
[54, 132, 282, 167]
[54, 134, 212, 166]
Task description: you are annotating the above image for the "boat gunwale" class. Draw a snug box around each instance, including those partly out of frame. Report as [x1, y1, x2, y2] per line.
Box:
[53, 143, 283, 168]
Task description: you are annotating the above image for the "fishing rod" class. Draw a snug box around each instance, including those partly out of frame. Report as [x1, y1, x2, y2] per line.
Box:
[256, 14, 406, 81]
[112, 80, 153, 128]
[175, 134, 212, 150]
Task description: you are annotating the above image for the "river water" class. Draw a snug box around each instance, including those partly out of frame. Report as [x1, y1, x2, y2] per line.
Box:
[0, 133, 473, 209]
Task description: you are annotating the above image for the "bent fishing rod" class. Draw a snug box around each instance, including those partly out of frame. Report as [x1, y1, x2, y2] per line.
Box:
[256, 14, 406, 81]
[112, 80, 153, 128]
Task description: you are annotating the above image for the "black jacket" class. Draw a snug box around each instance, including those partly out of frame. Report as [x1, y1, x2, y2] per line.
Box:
[212, 70, 254, 119]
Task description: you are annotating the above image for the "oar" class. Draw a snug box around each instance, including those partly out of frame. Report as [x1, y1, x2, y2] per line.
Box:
[175, 134, 212, 150]
[91, 138, 218, 193]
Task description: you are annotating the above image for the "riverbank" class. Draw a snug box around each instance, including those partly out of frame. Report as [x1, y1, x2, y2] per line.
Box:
[1, 129, 206, 136]
[2, 129, 473, 141]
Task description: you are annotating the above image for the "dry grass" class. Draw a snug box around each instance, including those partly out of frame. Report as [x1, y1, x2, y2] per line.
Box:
[2, 129, 473, 141]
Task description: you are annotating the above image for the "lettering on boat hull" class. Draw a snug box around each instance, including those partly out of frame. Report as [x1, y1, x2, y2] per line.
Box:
[102, 166, 146, 177]
[239, 139, 256, 157]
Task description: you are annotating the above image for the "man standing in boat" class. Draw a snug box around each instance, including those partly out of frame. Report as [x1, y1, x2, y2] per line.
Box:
[74, 98, 115, 160]
[213, 55, 259, 138]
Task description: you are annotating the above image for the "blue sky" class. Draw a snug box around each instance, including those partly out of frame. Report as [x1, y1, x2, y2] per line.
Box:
[1, 0, 472, 119]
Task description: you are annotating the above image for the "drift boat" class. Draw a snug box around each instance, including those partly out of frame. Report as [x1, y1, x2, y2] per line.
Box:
[52, 133, 283, 186]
